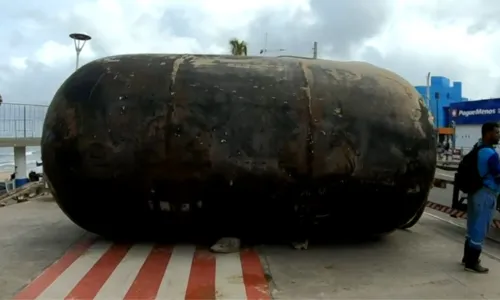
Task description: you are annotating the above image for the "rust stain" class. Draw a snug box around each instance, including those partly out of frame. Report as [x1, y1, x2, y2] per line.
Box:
[170, 56, 185, 86]
[146, 117, 166, 137]
[64, 107, 78, 139]
[298, 61, 314, 177]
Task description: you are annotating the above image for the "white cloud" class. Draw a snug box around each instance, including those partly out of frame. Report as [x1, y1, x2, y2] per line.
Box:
[1, 0, 500, 104]
[9, 57, 27, 71]
[34, 41, 76, 67]
[356, 0, 500, 99]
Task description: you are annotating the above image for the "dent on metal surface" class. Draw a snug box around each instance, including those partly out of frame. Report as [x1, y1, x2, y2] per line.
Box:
[41, 54, 436, 240]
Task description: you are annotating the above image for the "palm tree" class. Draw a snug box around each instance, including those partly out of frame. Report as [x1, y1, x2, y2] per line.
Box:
[229, 38, 248, 56]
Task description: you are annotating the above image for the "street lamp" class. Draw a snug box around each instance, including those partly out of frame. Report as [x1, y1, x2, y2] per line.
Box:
[426, 72, 431, 110]
[451, 120, 456, 149]
[259, 32, 286, 56]
[69, 33, 92, 71]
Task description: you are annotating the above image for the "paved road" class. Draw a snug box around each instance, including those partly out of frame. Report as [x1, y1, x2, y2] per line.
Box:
[0, 197, 86, 299]
[14, 239, 268, 300]
[6, 189, 500, 299]
[263, 212, 500, 299]
[2, 200, 269, 300]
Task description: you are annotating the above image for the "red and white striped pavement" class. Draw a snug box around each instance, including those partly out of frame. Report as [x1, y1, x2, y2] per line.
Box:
[13, 238, 270, 300]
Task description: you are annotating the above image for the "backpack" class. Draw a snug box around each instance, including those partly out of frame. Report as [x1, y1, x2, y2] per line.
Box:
[456, 144, 488, 194]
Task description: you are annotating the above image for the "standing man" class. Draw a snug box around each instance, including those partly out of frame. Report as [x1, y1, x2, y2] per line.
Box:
[463, 122, 500, 273]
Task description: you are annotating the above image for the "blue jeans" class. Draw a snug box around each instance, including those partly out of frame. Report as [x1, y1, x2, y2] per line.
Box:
[467, 187, 497, 249]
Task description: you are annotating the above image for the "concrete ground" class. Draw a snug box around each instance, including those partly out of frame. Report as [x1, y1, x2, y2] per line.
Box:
[4, 183, 500, 299]
[261, 212, 500, 299]
[0, 197, 87, 299]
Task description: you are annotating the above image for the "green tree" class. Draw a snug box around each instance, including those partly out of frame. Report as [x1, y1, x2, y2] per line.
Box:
[229, 38, 248, 56]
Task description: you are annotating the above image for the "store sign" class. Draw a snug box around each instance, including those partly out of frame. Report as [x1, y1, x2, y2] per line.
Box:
[449, 99, 500, 125]
[455, 108, 499, 117]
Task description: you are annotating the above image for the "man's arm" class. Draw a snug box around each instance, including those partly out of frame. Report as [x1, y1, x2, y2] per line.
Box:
[487, 151, 500, 177]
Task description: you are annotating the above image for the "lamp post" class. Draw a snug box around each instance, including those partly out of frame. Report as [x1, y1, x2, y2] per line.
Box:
[259, 48, 286, 55]
[435, 90, 440, 138]
[69, 33, 92, 71]
[451, 120, 456, 149]
[259, 32, 286, 56]
[426, 72, 431, 117]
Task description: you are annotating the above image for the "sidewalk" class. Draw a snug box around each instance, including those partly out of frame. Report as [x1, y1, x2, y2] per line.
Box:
[261, 213, 500, 299]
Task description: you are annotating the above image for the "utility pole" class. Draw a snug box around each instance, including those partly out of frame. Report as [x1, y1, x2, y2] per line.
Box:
[313, 41, 318, 59]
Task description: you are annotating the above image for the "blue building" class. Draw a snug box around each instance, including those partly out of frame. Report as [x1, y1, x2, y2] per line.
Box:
[414, 76, 468, 128]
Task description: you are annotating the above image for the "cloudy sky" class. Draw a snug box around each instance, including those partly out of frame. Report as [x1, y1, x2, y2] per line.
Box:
[1, 0, 499, 105]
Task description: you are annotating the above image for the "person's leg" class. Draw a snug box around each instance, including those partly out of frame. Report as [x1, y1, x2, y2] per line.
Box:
[465, 189, 494, 273]
[462, 194, 475, 264]
[486, 195, 498, 235]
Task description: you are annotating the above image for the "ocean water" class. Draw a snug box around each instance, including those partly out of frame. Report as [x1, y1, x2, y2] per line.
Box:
[0, 146, 43, 174]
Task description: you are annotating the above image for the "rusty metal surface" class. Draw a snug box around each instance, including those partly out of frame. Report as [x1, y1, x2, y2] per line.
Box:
[41, 54, 436, 239]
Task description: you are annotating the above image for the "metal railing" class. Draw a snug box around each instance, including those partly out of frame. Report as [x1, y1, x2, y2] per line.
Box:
[438, 146, 500, 161]
[0, 103, 48, 139]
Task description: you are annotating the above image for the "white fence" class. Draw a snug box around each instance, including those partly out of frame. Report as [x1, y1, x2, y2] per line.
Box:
[0, 103, 48, 138]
